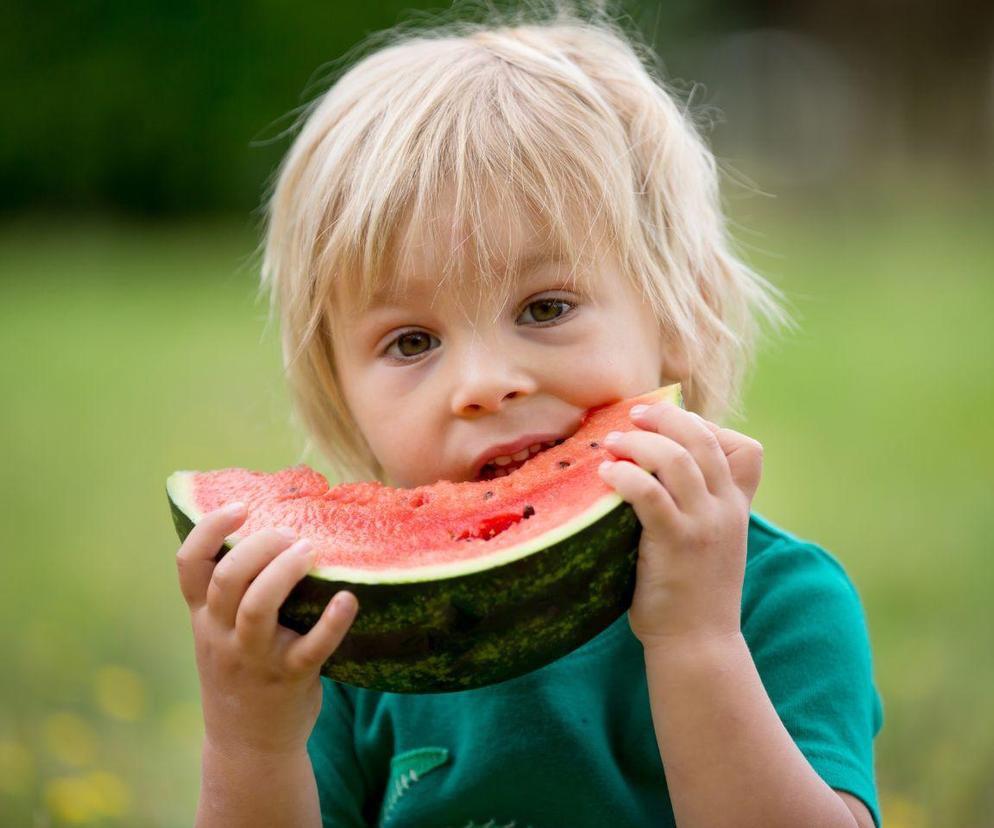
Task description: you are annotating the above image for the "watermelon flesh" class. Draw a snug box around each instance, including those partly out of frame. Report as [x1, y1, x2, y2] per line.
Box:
[170, 384, 680, 582]
[166, 383, 682, 692]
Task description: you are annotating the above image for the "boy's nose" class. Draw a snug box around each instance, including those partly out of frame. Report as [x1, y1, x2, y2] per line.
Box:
[448, 342, 536, 417]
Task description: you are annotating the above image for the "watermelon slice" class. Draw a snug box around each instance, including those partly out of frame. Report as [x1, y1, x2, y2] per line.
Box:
[167, 383, 681, 693]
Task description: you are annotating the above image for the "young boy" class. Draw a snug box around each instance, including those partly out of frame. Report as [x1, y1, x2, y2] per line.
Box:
[175, 5, 882, 826]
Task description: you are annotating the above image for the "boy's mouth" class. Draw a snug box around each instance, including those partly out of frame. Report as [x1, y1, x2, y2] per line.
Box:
[475, 438, 566, 481]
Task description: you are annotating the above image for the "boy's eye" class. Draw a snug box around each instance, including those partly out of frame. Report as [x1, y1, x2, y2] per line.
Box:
[518, 298, 572, 324]
[383, 296, 575, 362]
[387, 331, 438, 359]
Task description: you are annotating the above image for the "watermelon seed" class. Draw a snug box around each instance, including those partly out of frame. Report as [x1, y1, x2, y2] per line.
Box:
[483, 491, 494, 500]
[589, 441, 599, 448]
[523, 505, 535, 519]
[558, 461, 571, 469]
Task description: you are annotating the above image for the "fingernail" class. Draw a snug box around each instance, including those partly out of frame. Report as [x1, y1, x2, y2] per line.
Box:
[604, 431, 621, 445]
[224, 501, 246, 516]
[331, 592, 356, 614]
[276, 526, 297, 540]
[289, 538, 312, 555]
[629, 404, 649, 418]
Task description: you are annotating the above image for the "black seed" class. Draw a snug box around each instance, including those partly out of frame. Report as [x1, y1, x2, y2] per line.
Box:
[483, 491, 494, 500]
[589, 441, 599, 448]
[522, 504, 535, 519]
[558, 461, 571, 469]
[288, 487, 299, 493]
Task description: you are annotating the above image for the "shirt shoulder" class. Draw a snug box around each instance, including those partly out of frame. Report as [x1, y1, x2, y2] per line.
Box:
[743, 512, 884, 827]
[744, 512, 876, 647]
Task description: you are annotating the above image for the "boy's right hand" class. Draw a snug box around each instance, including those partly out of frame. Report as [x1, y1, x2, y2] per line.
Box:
[175, 502, 358, 759]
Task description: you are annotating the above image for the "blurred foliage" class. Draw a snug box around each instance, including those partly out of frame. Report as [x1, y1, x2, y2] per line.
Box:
[1, 0, 732, 216]
[8, 0, 991, 215]
[3, 0, 418, 213]
[7, 1, 993, 216]
[1, 186, 992, 825]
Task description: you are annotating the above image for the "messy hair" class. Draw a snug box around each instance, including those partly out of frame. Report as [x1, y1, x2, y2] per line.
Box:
[260, 0, 793, 482]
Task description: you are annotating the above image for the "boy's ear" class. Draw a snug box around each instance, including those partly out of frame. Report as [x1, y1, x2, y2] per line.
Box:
[659, 329, 689, 387]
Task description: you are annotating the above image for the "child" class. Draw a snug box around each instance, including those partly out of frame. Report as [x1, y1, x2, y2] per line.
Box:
[175, 4, 882, 826]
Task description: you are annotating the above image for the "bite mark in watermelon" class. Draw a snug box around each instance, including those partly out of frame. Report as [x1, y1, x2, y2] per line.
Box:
[166, 383, 682, 693]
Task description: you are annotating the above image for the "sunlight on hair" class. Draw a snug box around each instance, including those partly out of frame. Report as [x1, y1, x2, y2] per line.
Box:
[260, 1, 794, 482]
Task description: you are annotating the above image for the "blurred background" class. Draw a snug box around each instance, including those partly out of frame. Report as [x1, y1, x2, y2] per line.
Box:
[1, 1, 991, 825]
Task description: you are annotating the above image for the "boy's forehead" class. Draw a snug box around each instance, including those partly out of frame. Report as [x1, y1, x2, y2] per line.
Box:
[365, 203, 581, 309]
[328, 182, 610, 319]
[370, 246, 563, 307]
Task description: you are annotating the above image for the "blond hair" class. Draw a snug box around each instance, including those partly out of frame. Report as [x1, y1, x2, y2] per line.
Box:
[260, 1, 794, 483]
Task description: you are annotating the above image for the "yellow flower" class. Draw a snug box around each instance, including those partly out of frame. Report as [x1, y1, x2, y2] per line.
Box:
[44, 771, 132, 823]
[93, 665, 147, 722]
[43, 712, 97, 768]
[83, 770, 131, 817]
[44, 775, 100, 824]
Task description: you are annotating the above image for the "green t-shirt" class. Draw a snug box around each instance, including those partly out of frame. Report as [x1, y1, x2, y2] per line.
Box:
[308, 512, 883, 827]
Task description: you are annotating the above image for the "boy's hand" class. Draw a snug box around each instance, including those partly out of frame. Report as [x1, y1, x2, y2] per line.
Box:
[597, 401, 763, 652]
[175, 504, 358, 758]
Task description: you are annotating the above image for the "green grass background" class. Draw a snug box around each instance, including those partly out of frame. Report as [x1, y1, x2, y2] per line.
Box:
[1, 186, 991, 826]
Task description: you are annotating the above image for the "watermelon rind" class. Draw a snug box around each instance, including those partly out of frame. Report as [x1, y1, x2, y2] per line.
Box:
[167, 487, 639, 694]
[166, 382, 680, 693]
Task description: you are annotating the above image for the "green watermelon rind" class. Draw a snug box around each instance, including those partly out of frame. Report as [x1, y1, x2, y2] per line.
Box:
[166, 383, 681, 693]
[167, 490, 639, 694]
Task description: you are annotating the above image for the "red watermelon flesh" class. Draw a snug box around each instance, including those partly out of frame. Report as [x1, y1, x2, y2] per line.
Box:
[170, 384, 680, 581]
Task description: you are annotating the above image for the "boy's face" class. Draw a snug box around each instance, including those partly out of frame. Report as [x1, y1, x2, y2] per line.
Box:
[331, 205, 684, 488]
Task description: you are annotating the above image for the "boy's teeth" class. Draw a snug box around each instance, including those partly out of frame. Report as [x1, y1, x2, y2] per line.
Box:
[479, 439, 567, 479]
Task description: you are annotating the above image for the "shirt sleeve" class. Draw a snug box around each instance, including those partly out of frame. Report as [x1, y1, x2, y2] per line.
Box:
[306, 677, 374, 827]
[741, 541, 884, 827]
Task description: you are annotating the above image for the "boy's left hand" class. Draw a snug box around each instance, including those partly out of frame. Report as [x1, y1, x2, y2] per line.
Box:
[597, 401, 763, 653]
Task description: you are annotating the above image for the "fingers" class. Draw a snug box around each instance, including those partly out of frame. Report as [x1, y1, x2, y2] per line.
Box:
[234, 537, 317, 650]
[205, 528, 300, 627]
[603, 429, 713, 511]
[598, 459, 679, 535]
[686, 411, 764, 502]
[625, 402, 734, 498]
[713, 428, 764, 501]
[176, 502, 247, 611]
[284, 592, 359, 674]
[599, 401, 764, 522]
